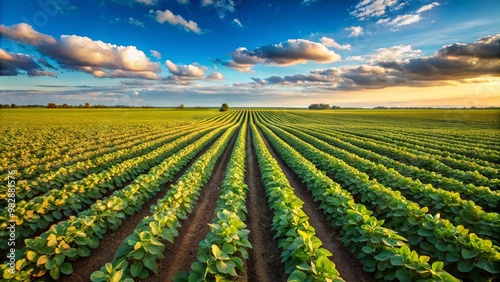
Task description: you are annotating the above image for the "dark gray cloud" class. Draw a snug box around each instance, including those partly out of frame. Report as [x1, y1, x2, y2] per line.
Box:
[257, 35, 500, 90]
[0, 49, 56, 77]
[437, 34, 500, 59]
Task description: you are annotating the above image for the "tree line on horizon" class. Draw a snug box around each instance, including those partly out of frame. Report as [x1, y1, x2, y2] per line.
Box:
[308, 103, 342, 110]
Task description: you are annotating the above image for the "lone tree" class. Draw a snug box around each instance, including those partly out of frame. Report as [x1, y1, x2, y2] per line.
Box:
[85, 102, 90, 108]
[308, 103, 330, 110]
[220, 103, 229, 112]
[177, 104, 185, 109]
[47, 103, 57, 108]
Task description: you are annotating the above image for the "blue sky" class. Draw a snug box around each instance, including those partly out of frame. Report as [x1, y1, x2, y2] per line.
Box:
[1, 0, 499, 107]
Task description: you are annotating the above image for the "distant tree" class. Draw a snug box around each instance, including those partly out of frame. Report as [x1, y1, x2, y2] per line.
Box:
[219, 103, 229, 112]
[47, 103, 57, 108]
[331, 105, 342, 109]
[62, 103, 69, 108]
[177, 104, 185, 109]
[308, 103, 330, 110]
[85, 102, 90, 108]
[10, 104, 17, 108]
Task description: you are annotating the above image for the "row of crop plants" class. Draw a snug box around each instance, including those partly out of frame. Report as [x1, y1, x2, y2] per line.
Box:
[365, 127, 500, 155]
[255, 111, 500, 281]
[283, 124, 500, 211]
[3, 109, 497, 281]
[0, 123, 230, 249]
[0, 110, 238, 205]
[89, 111, 344, 282]
[262, 123, 500, 244]
[89, 114, 243, 281]
[0, 109, 237, 183]
[262, 110, 499, 181]
[254, 112, 460, 281]
[333, 127, 500, 174]
[0, 113, 240, 247]
[280, 116, 499, 190]
[0, 111, 242, 281]
[0, 123, 175, 179]
[1, 120, 215, 203]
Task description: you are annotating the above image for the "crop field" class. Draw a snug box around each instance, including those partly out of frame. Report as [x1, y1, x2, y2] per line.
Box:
[0, 108, 499, 282]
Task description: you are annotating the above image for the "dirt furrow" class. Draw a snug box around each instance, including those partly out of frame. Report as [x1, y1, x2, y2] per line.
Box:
[256, 125, 375, 282]
[59, 134, 221, 282]
[143, 127, 240, 281]
[245, 125, 288, 282]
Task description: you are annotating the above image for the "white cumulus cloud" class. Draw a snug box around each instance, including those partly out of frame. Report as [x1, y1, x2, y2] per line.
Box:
[416, 2, 440, 13]
[320, 37, 351, 50]
[346, 26, 364, 37]
[153, 9, 202, 34]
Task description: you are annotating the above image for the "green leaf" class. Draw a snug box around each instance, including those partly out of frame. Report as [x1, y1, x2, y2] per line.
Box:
[53, 210, 62, 220]
[374, 250, 393, 261]
[432, 261, 444, 272]
[90, 271, 107, 282]
[216, 260, 236, 274]
[144, 256, 159, 275]
[46, 259, 56, 270]
[417, 229, 433, 237]
[461, 249, 478, 259]
[78, 246, 91, 257]
[130, 261, 144, 277]
[63, 248, 78, 258]
[445, 252, 460, 263]
[395, 269, 410, 281]
[288, 270, 307, 282]
[296, 263, 312, 271]
[390, 255, 404, 266]
[222, 243, 235, 255]
[60, 262, 73, 275]
[54, 254, 65, 266]
[476, 260, 500, 274]
[191, 261, 205, 274]
[145, 244, 162, 255]
[457, 261, 474, 273]
[232, 257, 244, 270]
[361, 246, 374, 254]
[50, 266, 60, 280]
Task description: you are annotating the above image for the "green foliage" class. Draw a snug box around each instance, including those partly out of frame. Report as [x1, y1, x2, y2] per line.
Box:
[185, 116, 251, 281]
[96, 118, 241, 280]
[255, 111, 499, 281]
[250, 118, 344, 281]
[220, 103, 229, 112]
[308, 103, 330, 110]
[254, 114, 461, 281]
[0, 116, 239, 281]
